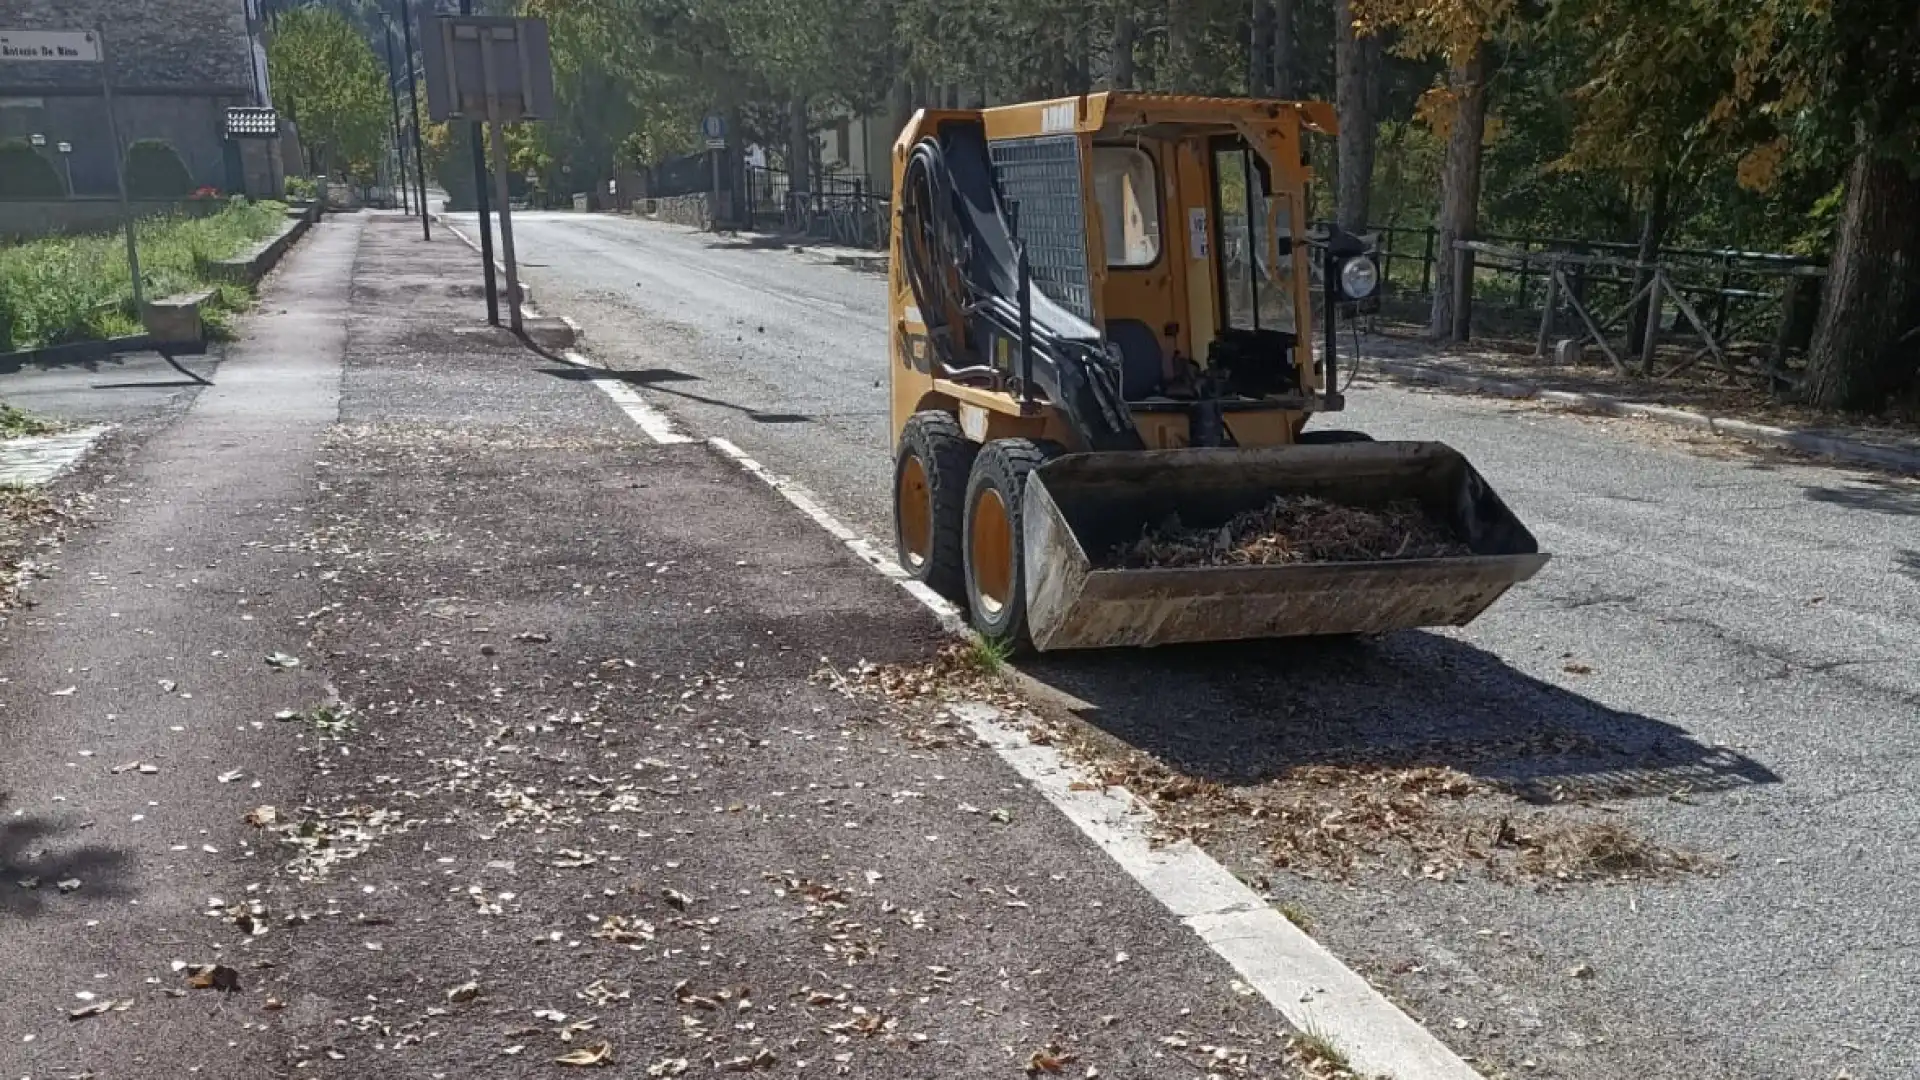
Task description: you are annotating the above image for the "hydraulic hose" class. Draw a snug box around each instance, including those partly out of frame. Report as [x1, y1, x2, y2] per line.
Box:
[897, 131, 1143, 452]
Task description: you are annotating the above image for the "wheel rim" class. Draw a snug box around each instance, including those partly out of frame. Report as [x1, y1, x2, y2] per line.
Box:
[970, 487, 1014, 617]
[898, 455, 933, 569]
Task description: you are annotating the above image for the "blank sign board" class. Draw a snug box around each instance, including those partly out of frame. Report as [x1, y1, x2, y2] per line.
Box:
[420, 15, 555, 123]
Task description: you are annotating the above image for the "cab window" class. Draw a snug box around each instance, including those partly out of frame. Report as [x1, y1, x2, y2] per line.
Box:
[1212, 139, 1298, 334]
[1092, 146, 1161, 268]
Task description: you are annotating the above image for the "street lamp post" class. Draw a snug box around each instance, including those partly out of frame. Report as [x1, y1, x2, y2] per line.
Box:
[56, 141, 73, 194]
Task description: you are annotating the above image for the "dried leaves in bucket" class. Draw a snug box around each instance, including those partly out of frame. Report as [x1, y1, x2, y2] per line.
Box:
[1110, 495, 1469, 569]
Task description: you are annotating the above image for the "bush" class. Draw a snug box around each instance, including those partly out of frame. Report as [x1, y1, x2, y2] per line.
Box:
[0, 139, 66, 198]
[123, 140, 195, 198]
[284, 174, 318, 201]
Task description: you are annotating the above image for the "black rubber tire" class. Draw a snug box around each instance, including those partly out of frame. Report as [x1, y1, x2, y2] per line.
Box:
[962, 439, 1061, 651]
[1296, 429, 1376, 444]
[893, 411, 977, 603]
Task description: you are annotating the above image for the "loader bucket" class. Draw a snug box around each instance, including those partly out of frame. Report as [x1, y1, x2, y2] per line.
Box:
[1020, 442, 1549, 651]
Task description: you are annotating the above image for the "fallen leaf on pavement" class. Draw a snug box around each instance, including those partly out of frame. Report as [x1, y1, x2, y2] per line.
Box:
[647, 1060, 689, 1078]
[447, 980, 482, 1003]
[68, 1000, 115, 1020]
[1563, 661, 1593, 675]
[661, 887, 691, 911]
[265, 652, 301, 669]
[158, 680, 178, 693]
[514, 631, 551, 643]
[555, 1042, 613, 1067]
[51, 686, 76, 697]
[719, 1049, 777, 1071]
[218, 769, 245, 783]
[56, 878, 81, 894]
[185, 964, 240, 992]
[1027, 1049, 1071, 1075]
[244, 805, 277, 828]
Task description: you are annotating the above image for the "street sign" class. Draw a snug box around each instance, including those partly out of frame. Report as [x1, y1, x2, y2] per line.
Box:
[702, 114, 726, 149]
[0, 29, 100, 62]
[419, 15, 551, 338]
[420, 16, 555, 122]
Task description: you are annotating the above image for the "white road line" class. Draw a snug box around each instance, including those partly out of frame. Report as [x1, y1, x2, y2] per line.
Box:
[553, 349, 695, 445]
[695, 439, 1480, 1079]
[478, 216, 1484, 1078]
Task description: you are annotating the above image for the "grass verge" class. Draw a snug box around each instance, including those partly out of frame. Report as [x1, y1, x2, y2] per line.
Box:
[0, 198, 286, 352]
[1, 403, 62, 438]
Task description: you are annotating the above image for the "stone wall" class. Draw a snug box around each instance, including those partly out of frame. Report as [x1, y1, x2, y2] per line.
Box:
[0, 4, 254, 93]
[0, 196, 221, 241]
[0, 2, 261, 195]
[652, 194, 713, 230]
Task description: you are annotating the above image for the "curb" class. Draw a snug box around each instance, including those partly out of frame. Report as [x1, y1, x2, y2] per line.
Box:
[203, 201, 322, 287]
[829, 253, 888, 275]
[1371, 359, 1920, 474]
[0, 334, 154, 370]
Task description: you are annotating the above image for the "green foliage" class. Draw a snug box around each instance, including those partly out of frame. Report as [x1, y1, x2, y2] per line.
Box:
[123, 140, 196, 198]
[0, 140, 66, 198]
[0, 403, 62, 438]
[284, 174, 319, 201]
[269, 4, 390, 181]
[0, 200, 286, 351]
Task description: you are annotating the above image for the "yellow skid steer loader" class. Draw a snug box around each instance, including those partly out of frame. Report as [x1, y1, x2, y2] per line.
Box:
[886, 92, 1548, 650]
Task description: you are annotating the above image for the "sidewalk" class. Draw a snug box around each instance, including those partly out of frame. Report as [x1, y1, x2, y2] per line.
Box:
[272, 218, 1406, 1077]
[0, 213, 1465, 1078]
[1357, 334, 1920, 473]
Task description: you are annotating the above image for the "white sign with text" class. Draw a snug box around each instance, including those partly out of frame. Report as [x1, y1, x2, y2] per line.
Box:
[0, 30, 101, 63]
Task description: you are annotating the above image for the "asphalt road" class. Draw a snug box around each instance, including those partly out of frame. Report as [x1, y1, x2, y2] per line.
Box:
[0, 349, 221, 428]
[458, 210, 1920, 1080]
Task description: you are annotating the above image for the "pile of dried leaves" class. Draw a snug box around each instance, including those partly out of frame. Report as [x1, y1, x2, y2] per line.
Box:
[1, 484, 76, 604]
[1109, 496, 1468, 569]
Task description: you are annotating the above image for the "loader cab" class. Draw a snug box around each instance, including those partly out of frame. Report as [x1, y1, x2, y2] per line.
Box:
[1082, 111, 1320, 424]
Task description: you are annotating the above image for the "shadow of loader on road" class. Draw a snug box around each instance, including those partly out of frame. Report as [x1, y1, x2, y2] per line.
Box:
[1021, 630, 1777, 806]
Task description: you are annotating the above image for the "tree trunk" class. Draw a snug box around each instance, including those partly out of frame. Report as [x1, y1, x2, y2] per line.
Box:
[887, 69, 914, 149]
[787, 95, 810, 197]
[1110, 8, 1136, 88]
[1627, 176, 1671, 373]
[1332, 0, 1377, 232]
[1250, 1, 1274, 96]
[1428, 45, 1493, 341]
[1063, 20, 1092, 95]
[1805, 150, 1920, 412]
[1272, 0, 1295, 97]
[1166, 0, 1196, 93]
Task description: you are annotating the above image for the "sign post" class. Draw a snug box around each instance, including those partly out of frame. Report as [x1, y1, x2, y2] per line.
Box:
[0, 28, 141, 309]
[457, 0, 498, 327]
[420, 15, 554, 337]
[398, 0, 430, 240]
[702, 114, 726, 229]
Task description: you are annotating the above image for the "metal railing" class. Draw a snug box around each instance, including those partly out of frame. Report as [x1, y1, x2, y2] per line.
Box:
[744, 166, 890, 249]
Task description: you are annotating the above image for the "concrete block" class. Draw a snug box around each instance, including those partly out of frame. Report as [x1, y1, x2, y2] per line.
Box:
[141, 290, 215, 346]
[521, 316, 577, 351]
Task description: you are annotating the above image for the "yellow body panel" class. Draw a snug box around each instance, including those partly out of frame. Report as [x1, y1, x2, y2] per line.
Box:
[888, 92, 1336, 452]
